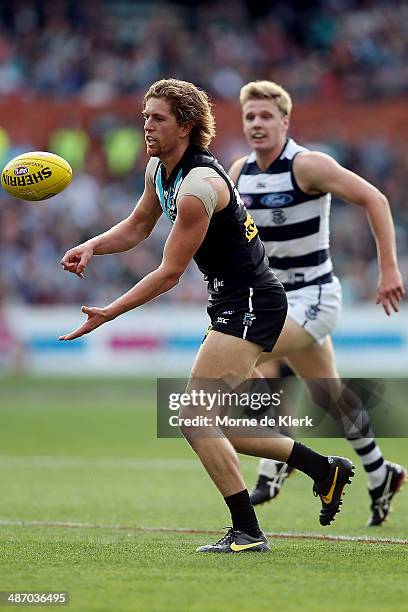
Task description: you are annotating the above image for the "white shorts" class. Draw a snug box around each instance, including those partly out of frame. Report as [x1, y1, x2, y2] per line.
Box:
[286, 276, 342, 343]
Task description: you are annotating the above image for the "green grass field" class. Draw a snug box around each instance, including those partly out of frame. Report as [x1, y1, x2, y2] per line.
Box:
[0, 376, 407, 612]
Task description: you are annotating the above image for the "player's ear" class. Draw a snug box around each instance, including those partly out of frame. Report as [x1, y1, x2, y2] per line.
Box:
[282, 115, 289, 132]
[180, 121, 193, 138]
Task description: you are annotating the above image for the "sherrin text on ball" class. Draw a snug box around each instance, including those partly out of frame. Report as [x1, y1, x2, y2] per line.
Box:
[1, 151, 72, 201]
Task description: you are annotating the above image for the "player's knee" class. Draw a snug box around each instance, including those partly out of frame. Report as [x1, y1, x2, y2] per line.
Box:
[251, 367, 263, 379]
[306, 378, 342, 410]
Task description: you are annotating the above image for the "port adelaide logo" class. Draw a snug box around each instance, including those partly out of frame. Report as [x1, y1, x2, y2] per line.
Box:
[243, 312, 256, 326]
[14, 166, 29, 176]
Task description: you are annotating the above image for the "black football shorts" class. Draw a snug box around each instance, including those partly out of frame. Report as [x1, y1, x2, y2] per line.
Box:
[206, 279, 287, 352]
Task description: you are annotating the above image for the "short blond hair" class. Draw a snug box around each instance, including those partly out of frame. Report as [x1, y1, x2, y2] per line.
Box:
[144, 79, 216, 149]
[240, 81, 292, 117]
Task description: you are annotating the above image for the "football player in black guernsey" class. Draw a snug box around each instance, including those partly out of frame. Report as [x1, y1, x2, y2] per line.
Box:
[59, 79, 354, 552]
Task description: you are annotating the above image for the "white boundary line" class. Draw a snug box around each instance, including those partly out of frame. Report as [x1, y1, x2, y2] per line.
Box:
[0, 519, 407, 545]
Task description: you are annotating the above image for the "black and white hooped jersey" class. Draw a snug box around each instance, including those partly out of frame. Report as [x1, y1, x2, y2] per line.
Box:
[237, 138, 333, 291]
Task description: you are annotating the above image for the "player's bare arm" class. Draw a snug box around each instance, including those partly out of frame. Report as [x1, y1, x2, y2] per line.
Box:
[59, 194, 210, 341]
[228, 156, 248, 185]
[294, 151, 405, 315]
[60, 176, 162, 278]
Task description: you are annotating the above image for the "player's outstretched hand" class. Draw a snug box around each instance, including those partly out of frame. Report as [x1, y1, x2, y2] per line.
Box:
[376, 267, 405, 316]
[61, 243, 94, 279]
[59, 306, 113, 341]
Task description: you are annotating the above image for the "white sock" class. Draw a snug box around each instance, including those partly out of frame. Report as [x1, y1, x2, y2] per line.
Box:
[258, 458, 282, 479]
[347, 437, 387, 489]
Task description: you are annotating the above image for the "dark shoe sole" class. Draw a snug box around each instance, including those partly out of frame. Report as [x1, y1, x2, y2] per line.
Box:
[197, 544, 270, 553]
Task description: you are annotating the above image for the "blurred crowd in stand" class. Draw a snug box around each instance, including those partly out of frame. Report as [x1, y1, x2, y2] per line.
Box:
[0, 0, 407, 309]
[0, 0, 406, 102]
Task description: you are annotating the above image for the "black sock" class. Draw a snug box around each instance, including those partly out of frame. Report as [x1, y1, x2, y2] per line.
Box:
[287, 441, 330, 482]
[224, 489, 261, 538]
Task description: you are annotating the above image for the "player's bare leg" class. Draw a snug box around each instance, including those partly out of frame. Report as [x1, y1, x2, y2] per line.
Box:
[286, 336, 406, 525]
[251, 324, 404, 524]
[184, 330, 292, 497]
[181, 330, 354, 553]
[248, 318, 326, 504]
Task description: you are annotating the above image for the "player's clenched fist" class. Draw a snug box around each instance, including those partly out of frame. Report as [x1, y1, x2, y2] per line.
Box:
[61, 243, 94, 279]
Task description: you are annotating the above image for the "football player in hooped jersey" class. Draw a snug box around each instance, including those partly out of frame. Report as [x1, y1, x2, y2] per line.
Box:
[229, 80, 406, 526]
[59, 79, 355, 552]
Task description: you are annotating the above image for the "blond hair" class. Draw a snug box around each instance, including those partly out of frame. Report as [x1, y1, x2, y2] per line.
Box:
[240, 81, 292, 117]
[144, 79, 216, 149]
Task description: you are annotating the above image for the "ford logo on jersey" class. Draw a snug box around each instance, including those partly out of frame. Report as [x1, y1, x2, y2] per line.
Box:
[261, 193, 293, 207]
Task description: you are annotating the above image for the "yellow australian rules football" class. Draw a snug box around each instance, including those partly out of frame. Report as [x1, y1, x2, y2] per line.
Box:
[1, 151, 73, 201]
